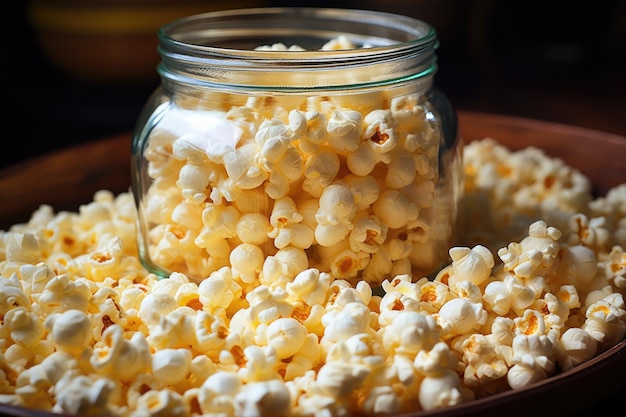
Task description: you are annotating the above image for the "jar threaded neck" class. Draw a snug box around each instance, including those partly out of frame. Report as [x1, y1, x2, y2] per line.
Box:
[156, 7, 439, 92]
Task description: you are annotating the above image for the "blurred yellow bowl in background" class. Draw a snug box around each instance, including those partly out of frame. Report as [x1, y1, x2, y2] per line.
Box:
[28, 0, 265, 83]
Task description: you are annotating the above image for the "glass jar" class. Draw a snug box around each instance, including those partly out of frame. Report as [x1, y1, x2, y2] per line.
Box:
[131, 7, 462, 286]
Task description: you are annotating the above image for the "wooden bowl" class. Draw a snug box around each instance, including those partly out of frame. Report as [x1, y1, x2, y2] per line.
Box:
[1, 111, 625, 416]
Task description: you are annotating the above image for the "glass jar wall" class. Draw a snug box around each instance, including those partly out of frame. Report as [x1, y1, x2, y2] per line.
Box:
[131, 7, 462, 286]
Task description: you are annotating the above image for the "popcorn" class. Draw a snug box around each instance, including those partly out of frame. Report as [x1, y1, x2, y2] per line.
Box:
[52, 372, 120, 417]
[44, 310, 93, 356]
[268, 197, 315, 250]
[557, 327, 598, 371]
[437, 295, 487, 337]
[152, 348, 193, 385]
[416, 342, 472, 411]
[133, 388, 188, 417]
[4, 307, 44, 348]
[2, 131, 626, 416]
[507, 333, 555, 389]
[372, 190, 419, 230]
[314, 184, 357, 247]
[91, 325, 151, 382]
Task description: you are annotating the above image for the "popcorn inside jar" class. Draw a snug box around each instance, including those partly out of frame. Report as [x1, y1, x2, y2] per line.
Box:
[132, 8, 462, 286]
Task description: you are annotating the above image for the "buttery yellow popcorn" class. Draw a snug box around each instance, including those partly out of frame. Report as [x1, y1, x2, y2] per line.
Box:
[1, 138, 626, 417]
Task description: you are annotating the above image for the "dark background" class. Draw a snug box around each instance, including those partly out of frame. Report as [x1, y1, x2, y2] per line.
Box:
[3, 0, 626, 170]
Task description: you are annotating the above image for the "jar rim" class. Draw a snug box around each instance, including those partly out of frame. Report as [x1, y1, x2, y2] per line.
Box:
[159, 7, 437, 56]
[157, 7, 439, 91]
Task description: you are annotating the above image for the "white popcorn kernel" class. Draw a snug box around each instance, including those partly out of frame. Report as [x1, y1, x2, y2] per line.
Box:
[261, 247, 309, 287]
[557, 327, 598, 371]
[224, 143, 268, 189]
[363, 109, 398, 154]
[461, 333, 509, 389]
[17, 263, 56, 299]
[414, 341, 459, 377]
[177, 162, 211, 204]
[281, 333, 322, 381]
[372, 190, 418, 230]
[507, 333, 556, 389]
[147, 307, 198, 351]
[499, 220, 562, 279]
[451, 280, 483, 304]
[326, 110, 362, 153]
[266, 146, 304, 199]
[287, 109, 308, 138]
[171, 133, 207, 164]
[600, 245, 626, 293]
[0, 277, 29, 315]
[382, 310, 440, 356]
[557, 244, 598, 288]
[490, 316, 516, 347]
[255, 118, 291, 165]
[346, 142, 378, 176]
[17, 350, 77, 394]
[438, 297, 487, 337]
[449, 245, 495, 287]
[418, 369, 468, 411]
[197, 371, 241, 415]
[567, 214, 610, 251]
[315, 184, 356, 247]
[236, 213, 270, 245]
[52, 373, 120, 417]
[302, 149, 340, 197]
[4, 307, 44, 348]
[556, 284, 580, 309]
[349, 215, 388, 254]
[266, 317, 308, 359]
[514, 309, 547, 336]
[35, 274, 92, 315]
[5, 233, 42, 265]
[417, 279, 450, 313]
[171, 201, 204, 230]
[385, 149, 417, 188]
[326, 244, 370, 279]
[152, 348, 193, 386]
[361, 385, 399, 415]
[316, 360, 370, 399]
[44, 309, 93, 356]
[483, 275, 536, 316]
[321, 34, 358, 50]
[246, 285, 295, 326]
[342, 174, 380, 211]
[230, 243, 265, 285]
[134, 388, 188, 417]
[286, 268, 331, 307]
[236, 379, 291, 417]
[194, 204, 239, 258]
[138, 293, 179, 327]
[255, 42, 306, 51]
[195, 310, 228, 353]
[198, 266, 241, 312]
[378, 294, 418, 330]
[295, 110, 329, 154]
[322, 302, 372, 348]
[268, 197, 315, 249]
[583, 298, 626, 347]
[91, 325, 151, 381]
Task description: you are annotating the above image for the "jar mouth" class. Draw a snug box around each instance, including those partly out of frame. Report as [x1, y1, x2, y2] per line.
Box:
[159, 7, 437, 54]
[157, 7, 439, 91]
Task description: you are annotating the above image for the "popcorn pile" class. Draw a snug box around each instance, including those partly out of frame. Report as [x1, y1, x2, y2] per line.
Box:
[1, 137, 626, 417]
